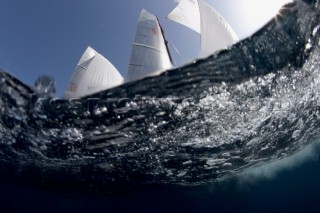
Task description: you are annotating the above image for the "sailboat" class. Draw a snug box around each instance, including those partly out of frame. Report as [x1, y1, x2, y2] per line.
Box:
[167, 0, 239, 57]
[64, 46, 123, 99]
[125, 9, 173, 82]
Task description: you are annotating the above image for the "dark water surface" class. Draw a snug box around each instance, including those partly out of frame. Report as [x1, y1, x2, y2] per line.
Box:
[1, 150, 320, 213]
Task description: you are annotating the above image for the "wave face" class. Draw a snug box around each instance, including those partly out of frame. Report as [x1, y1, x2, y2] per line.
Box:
[0, 0, 320, 190]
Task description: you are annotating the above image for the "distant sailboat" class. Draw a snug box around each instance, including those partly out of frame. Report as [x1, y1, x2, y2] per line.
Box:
[64, 46, 123, 99]
[167, 0, 239, 57]
[126, 9, 173, 82]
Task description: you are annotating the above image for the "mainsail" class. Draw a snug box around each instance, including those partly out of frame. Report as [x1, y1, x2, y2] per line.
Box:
[126, 9, 172, 82]
[64, 46, 123, 99]
[167, 0, 238, 56]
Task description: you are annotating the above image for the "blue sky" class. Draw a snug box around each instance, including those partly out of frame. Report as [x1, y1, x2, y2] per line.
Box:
[0, 0, 290, 96]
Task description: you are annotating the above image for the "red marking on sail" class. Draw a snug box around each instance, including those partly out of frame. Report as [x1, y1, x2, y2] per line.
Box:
[70, 84, 77, 92]
[152, 26, 157, 35]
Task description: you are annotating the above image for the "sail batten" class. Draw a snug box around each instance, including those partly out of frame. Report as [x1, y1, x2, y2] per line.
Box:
[126, 9, 172, 82]
[64, 46, 123, 99]
[132, 43, 167, 54]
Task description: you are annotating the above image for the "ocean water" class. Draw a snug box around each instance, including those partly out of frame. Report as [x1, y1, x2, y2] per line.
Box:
[1, 0, 320, 212]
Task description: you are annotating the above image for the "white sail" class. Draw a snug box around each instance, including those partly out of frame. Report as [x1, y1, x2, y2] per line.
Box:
[64, 46, 123, 99]
[198, 0, 238, 56]
[167, 0, 201, 34]
[126, 9, 172, 82]
[167, 0, 238, 56]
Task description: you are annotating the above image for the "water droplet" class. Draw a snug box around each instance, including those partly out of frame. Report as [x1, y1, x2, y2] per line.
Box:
[306, 42, 312, 50]
[292, 130, 301, 139]
[0, 77, 5, 85]
[312, 25, 320, 36]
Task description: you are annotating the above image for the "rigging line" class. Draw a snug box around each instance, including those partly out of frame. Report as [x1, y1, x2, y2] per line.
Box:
[168, 40, 184, 66]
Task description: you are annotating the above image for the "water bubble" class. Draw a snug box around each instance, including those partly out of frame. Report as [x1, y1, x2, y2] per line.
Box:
[292, 130, 301, 139]
[117, 98, 131, 107]
[222, 163, 232, 167]
[0, 77, 5, 85]
[312, 25, 320, 36]
[306, 42, 313, 50]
